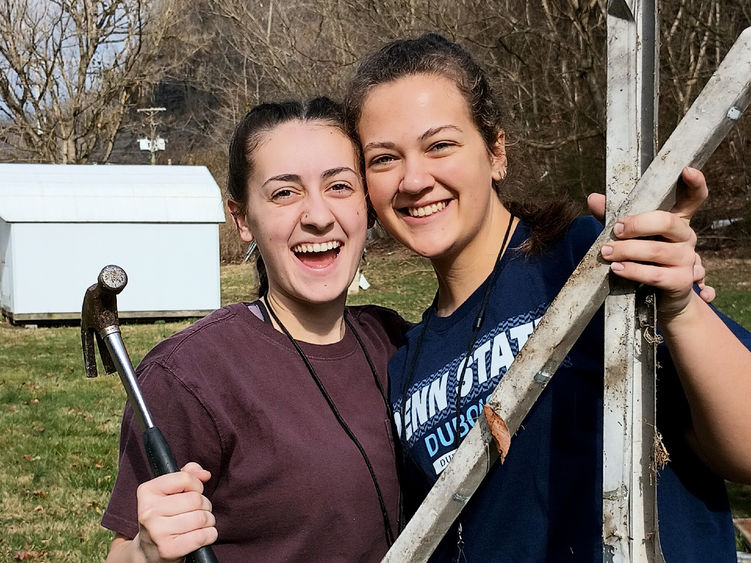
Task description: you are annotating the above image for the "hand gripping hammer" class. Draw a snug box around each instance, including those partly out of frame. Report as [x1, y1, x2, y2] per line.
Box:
[82, 265, 218, 563]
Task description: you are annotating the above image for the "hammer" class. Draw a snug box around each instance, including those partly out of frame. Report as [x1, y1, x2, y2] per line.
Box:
[82, 265, 218, 563]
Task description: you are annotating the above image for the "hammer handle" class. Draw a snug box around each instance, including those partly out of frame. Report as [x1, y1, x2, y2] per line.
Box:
[185, 548, 220, 563]
[141, 427, 219, 563]
[143, 427, 179, 476]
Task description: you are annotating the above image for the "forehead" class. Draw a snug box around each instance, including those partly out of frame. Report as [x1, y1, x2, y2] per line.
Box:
[252, 120, 359, 178]
[358, 74, 473, 136]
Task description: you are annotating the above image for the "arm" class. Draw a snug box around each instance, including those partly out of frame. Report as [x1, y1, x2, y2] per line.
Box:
[106, 464, 217, 563]
[599, 167, 751, 483]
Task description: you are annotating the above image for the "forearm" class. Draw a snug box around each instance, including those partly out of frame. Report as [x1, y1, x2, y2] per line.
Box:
[660, 292, 751, 483]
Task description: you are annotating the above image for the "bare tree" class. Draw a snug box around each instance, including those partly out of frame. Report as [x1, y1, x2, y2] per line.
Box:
[152, 0, 748, 255]
[0, 0, 191, 163]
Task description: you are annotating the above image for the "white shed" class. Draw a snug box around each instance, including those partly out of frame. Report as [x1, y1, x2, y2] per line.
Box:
[0, 164, 226, 323]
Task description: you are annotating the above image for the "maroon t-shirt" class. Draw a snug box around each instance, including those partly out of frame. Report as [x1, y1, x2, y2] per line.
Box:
[102, 303, 409, 561]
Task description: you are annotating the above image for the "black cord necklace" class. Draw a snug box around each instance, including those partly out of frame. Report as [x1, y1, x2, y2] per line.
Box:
[399, 215, 516, 450]
[263, 298, 397, 546]
[398, 215, 515, 561]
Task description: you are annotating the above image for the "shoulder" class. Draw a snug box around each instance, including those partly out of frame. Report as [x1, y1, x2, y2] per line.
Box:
[139, 303, 257, 370]
[557, 215, 602, 249]
[536, 215, 602, 264]
[346, 304, 413, 348]
[513, 215, 601, 268]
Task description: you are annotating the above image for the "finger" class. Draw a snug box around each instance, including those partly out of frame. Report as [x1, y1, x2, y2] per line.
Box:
[141, 517, 218, 562]
[181, 462, 212, 483]
[587, 193, 606, 223]
[698, 285, 716, 303]
[693, 253, 706, 285]
[139, 470, 206, 498]
[614, 210, 695, 243]
[140, 489, 213, 519]
[150, 505, 216, 536]
[607, 260, 694, 294]
[670, 167, 708, 219]
[166, 525, 219, 561]
[601, 239, 695, 268]
[691, 253, 717, 303]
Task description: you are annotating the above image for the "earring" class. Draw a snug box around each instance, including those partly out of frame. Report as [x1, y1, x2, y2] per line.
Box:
[244, 240, 258, 263]
[501, 169, 507, 180]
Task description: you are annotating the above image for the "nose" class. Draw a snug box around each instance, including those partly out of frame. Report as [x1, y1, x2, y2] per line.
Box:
[400, 155, 434, 195]
[301, 192, 335, 232]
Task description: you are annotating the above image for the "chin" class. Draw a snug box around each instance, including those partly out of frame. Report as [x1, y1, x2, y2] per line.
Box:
[409, 239, 452, 261]
[297, 280, 351, 306]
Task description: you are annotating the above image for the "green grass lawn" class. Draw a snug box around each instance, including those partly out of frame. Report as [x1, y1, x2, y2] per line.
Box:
[705, 256, 751, 329]
[0, 248, 747, 560]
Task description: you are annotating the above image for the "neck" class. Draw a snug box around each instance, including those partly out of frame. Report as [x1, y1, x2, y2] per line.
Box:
[264, 291, 346, 344]
[432, 202, 515, 317]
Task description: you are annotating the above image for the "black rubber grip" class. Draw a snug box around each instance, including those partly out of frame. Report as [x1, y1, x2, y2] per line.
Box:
[186, 546, 219, 563]
[143, 426, 179, 476]
[142, 427, 219, 562]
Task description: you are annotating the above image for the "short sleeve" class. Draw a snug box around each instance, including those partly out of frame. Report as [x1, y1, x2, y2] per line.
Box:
[101, 360, 223, 538]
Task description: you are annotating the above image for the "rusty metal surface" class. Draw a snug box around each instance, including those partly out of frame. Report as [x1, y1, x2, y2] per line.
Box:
[80, 265, 127, 378]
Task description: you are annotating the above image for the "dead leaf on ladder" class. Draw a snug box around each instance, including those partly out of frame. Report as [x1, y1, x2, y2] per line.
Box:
[483, 404, 511, 463]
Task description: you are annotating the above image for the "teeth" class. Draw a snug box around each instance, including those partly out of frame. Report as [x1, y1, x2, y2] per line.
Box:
[408, 201, 447, 217]
[293, 241, 341, 253]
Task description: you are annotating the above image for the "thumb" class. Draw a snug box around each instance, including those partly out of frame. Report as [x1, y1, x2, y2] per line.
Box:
[181, 461, 212, 483]
[671, 167, 708, 220]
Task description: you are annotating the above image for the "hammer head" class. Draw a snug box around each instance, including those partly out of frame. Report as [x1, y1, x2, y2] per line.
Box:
[81, 265, 128, 378]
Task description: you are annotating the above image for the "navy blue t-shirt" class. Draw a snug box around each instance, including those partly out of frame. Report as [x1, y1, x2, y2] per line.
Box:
[390, 217, 749, 562]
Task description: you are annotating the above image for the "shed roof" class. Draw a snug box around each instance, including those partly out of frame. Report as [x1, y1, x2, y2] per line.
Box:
[0, 164, 226, 223]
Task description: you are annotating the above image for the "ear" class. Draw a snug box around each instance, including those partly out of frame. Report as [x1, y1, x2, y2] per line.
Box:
[489, 130, 507, 182]
[227, 199, 255, 243]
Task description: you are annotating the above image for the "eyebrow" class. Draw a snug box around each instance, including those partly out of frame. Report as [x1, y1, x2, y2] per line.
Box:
[419, 125, 463, 142]
[321, 166, 358, 180]
[362, 125, 464, 153]
[261, 167, 357, 188]
[262, 174, 301, 188]
[362, 140, 396, 153]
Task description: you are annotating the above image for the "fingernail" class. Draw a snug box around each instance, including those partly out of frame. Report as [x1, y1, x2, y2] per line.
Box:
[610, 262, 625, 272]
[613, 222, 624, 236]
[601, 245, 613, 258]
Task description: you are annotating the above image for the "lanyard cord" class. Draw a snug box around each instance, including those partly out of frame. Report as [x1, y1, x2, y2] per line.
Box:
[264, 299, 397, 546]
[453, 215, 514, 450]
[399, 216, 515, 452]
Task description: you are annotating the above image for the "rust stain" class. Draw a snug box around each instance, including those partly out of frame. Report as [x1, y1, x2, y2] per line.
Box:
[483, 404, 511, 463]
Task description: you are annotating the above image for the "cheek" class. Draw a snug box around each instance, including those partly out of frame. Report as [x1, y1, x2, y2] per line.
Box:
[365, 173, 395, 213]
[334, 198, 369, 236]
[436, 157, 469, 183]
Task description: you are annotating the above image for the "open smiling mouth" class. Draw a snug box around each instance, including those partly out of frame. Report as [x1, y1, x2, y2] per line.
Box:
[403, 200, 448, 217]
[292, 240, 341, 269]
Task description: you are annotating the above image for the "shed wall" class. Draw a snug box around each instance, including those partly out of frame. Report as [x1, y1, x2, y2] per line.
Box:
[9, 222, 220, 318]
[0, 219, 12, 312]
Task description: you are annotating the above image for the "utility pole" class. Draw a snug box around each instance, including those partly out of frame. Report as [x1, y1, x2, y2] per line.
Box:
[137, 107, 167, 165]
[603, 1, 662, 560]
